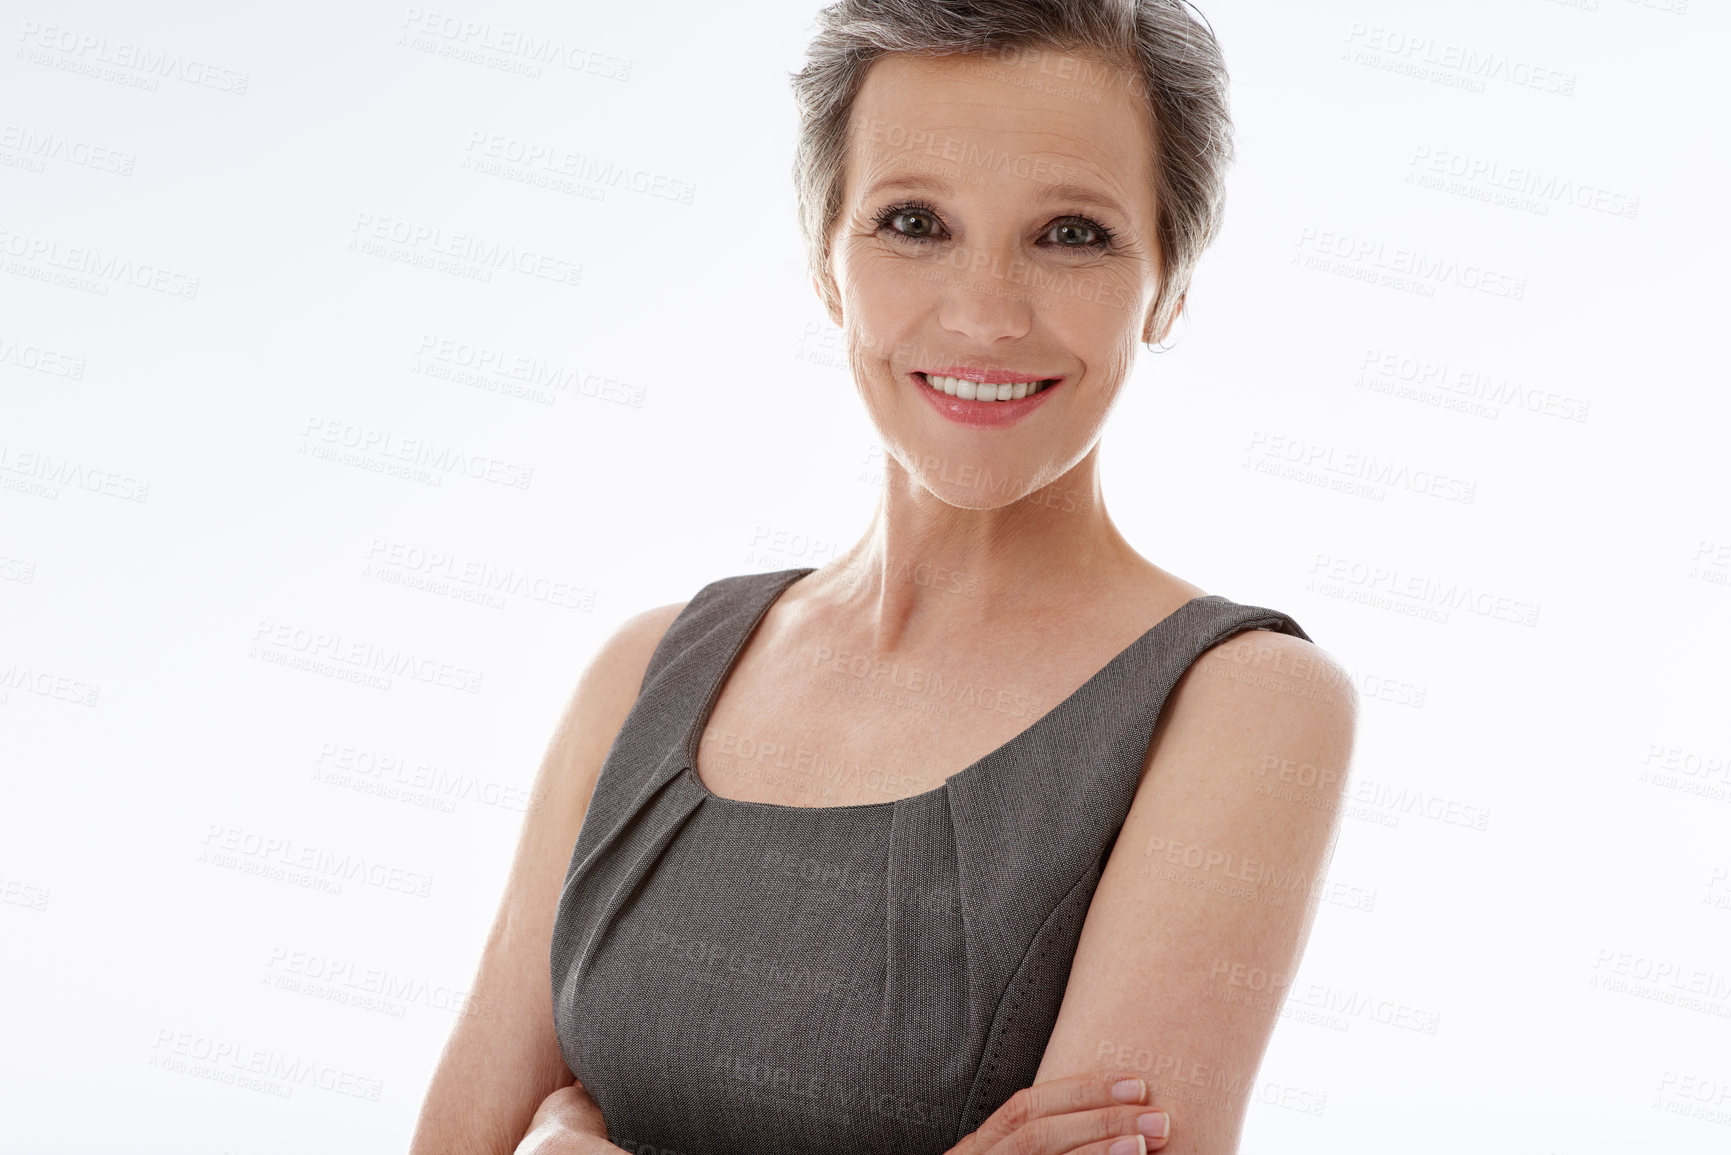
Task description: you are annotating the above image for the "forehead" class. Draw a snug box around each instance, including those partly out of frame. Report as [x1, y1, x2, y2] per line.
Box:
[844, 48, 1157, 210]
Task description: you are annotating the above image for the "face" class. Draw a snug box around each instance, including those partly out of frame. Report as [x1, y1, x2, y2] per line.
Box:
[824, 47, 1166, 509]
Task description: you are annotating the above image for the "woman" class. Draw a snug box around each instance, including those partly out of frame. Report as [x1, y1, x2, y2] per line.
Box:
[411, 1, 1357, 1153]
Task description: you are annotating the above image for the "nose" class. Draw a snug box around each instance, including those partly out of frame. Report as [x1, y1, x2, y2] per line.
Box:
[934, 246, 1035, 345]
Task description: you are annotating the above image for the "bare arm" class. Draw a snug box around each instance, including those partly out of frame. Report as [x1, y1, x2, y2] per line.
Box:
[1031, 629, 1360, 1154]
[408, 600, 690, 1155]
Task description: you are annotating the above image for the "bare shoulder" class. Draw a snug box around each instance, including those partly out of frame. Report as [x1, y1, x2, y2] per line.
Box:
[1180, 625, 1361, 729]
[578, 600, 691, 722]
[1140, 626, 1360, 806]
[542, 599, 691, 801]
[531, 595, 695, 863]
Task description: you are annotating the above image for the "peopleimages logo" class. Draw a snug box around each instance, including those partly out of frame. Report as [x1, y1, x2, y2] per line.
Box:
[301, 417, 534, 490]
[1293, 228, 1527, 300]
[16, 22, 251, 94]
[148, 1027, 384, 1101]
[1342, 23, 1577, 96]
[399, 8, 633, 80]
[1307, 553, 1541, 628]
[1407, 146, 1640, 219]
[1244, 431, 1478, 504]
[0, 226, 199, 298]
[348, 212, 582, 287]
[250, 618, 485, 695]
[200, 824, 436, 898]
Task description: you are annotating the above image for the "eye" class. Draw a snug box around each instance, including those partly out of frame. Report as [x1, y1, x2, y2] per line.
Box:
[1045, 217, 1116, 249]
[871, 200, 947, 243]
[868, 201, 1119, 252]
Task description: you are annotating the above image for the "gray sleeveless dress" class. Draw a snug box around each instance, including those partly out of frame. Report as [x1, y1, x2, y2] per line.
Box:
[551, 566, 1311, 1155]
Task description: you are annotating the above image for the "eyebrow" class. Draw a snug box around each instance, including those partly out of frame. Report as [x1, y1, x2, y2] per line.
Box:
[861, 173, 1132, 219]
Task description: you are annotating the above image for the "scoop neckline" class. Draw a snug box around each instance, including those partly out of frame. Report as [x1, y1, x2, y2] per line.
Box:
[679, 567, 1214, 813]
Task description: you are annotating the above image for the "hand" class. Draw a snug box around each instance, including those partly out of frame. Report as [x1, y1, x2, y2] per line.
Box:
[944, 1073, 1172, 1155]
[512, 1079, 613, 1155]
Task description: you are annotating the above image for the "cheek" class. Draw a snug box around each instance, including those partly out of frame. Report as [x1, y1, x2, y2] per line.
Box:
[1037, 291, 1119, 354]
[851, 251, 929, 303]
[844, 260, 928, 347]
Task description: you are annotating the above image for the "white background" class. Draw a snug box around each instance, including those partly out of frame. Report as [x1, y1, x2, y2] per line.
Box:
[2, 0, 1727, 1151]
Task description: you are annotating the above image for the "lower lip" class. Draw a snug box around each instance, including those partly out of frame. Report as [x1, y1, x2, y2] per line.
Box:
[911, 373, 1064, 428]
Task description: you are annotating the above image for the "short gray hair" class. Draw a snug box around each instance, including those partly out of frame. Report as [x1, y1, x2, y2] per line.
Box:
[789, 0, 1234, 343]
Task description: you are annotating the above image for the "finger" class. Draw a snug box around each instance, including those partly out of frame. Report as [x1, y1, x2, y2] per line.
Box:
[981, 1103, 1173, 1155]
[939, 1130, 982, 1155]
[970, 1073, 1163, 1150]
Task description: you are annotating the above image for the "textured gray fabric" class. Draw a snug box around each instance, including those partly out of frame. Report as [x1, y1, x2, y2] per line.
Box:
[551, 566, 1311, 1154]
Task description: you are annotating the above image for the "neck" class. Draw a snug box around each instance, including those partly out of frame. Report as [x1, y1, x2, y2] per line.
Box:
[822, 445, 1147, 649]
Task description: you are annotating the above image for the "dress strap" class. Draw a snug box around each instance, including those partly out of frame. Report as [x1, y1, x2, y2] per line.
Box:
[564, 568, 812, 885]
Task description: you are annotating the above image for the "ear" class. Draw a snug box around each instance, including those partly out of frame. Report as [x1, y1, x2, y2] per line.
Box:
[1145, 291, 1186, 344]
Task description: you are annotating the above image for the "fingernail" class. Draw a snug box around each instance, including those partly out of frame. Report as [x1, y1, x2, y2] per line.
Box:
[1111, 1077, 1145, 1103]
[1108, 1137, 1145, 1155]
[1138, 1112, 1170, 1140]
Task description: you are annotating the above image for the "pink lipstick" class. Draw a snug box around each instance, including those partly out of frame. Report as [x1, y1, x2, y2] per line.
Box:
[911, 367, 1065, 429]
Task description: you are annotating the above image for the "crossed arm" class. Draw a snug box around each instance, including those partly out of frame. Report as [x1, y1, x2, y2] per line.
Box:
[510, 629, 1355, 1155]
[414, 616, 1355, 1155]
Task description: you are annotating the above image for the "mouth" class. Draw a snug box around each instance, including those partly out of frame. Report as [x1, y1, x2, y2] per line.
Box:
[913, 371, 1062, 403]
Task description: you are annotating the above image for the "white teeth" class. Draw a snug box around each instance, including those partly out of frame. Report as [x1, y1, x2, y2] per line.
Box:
[920, 373, 1052, 402]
